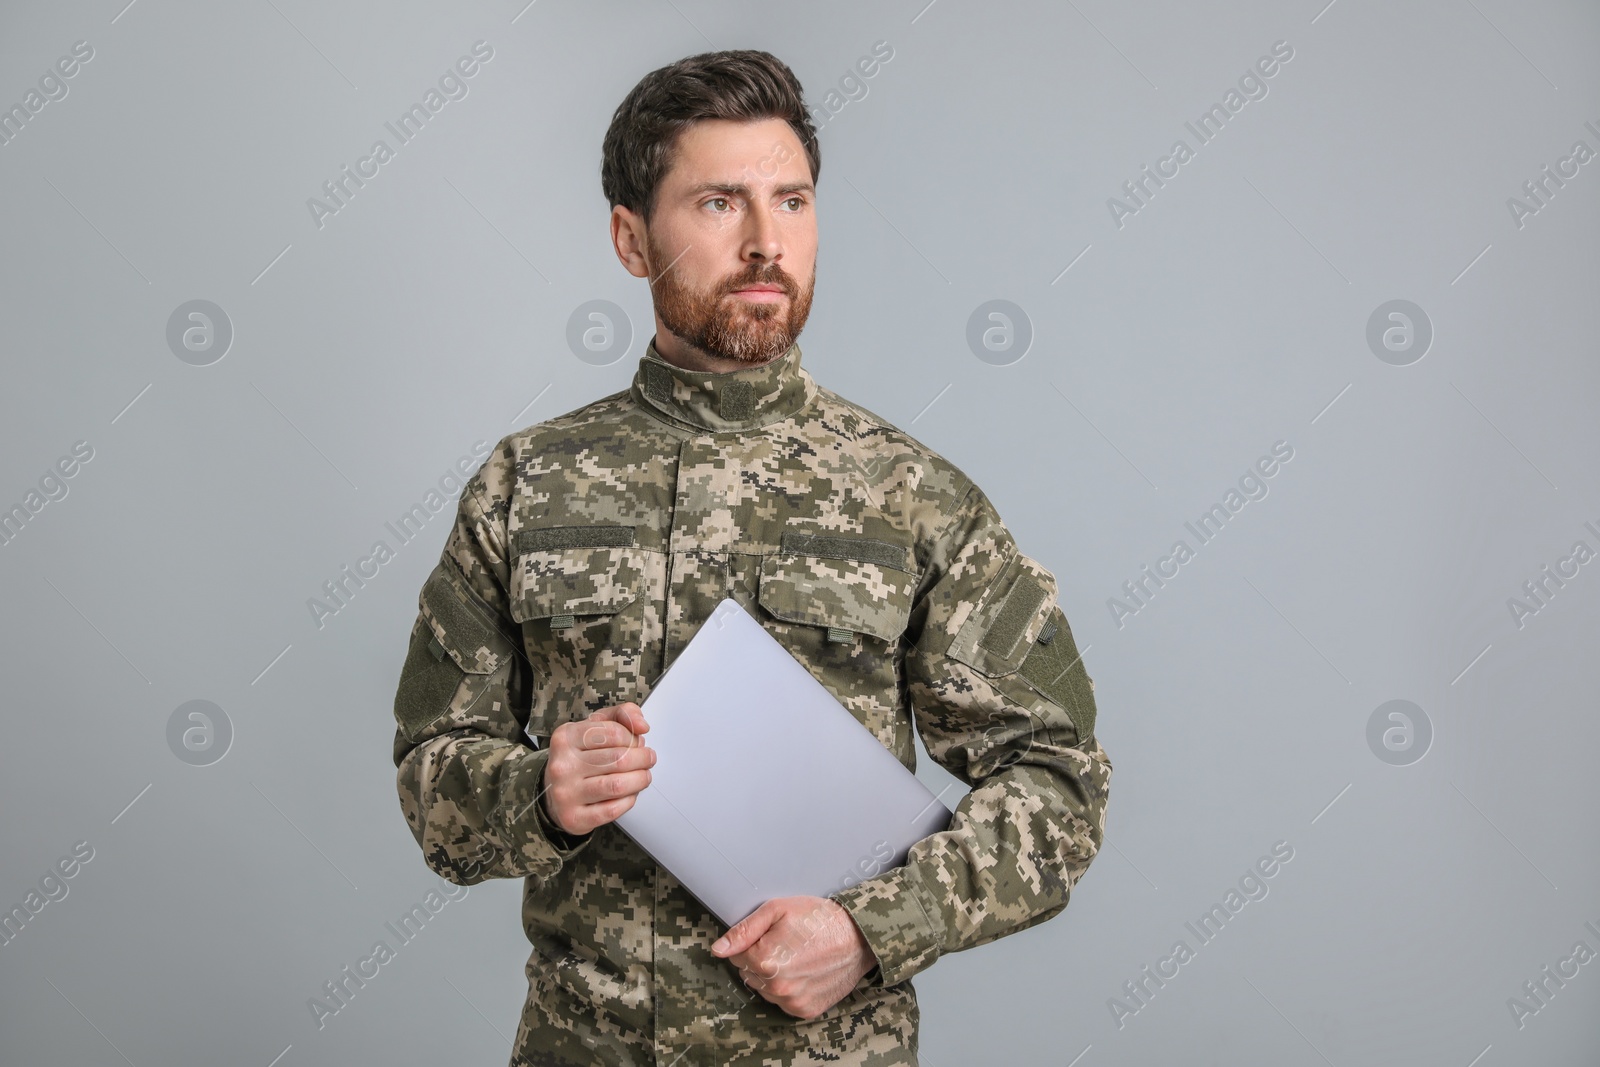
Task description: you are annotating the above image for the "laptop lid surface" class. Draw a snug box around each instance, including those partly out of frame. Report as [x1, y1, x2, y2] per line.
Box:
[613, 597, 954, 928]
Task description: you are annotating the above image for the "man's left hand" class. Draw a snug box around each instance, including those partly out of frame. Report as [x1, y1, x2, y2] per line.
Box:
[710, 896, 877, 1020]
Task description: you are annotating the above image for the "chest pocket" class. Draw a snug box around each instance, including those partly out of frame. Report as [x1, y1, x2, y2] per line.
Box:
[508, 525, 652, 737]
[756, 529, 918, 755]
[757, 529, 918, 647]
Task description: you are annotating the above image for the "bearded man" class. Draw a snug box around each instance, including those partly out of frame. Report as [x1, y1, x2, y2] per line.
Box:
[392, 48, 1111, 1067]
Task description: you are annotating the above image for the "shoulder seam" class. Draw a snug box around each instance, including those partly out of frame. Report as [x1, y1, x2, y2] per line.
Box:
[462, 476, 511, 566]
[910, 476, 978, 598]
[812, 387, 973, 490]
[508, 388, 634, 438]
[942, 475, 977, 526]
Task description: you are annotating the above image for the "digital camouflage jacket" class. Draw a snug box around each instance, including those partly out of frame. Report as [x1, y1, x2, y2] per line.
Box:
[391, 338, 1112, 1066]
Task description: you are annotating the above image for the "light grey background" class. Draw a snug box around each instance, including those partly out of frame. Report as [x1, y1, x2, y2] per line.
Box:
[2, 1, 1597, 1064]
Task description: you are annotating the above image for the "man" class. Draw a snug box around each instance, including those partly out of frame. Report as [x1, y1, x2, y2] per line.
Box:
[392, 49, 1111, 1067]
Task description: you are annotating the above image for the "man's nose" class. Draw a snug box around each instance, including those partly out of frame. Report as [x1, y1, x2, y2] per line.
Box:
[741, 206, 782, 262]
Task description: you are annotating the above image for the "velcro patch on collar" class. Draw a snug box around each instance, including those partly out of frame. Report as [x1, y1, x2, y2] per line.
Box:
[720, 380, 755, 420]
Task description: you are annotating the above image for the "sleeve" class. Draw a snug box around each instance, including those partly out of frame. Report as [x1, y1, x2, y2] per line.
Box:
[391, 451, 595, 886]
[829, 481, 1112, 987]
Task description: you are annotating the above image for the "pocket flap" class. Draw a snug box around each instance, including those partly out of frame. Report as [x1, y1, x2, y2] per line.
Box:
[510, 537, 645, 622]
[758, 530, 917, 643]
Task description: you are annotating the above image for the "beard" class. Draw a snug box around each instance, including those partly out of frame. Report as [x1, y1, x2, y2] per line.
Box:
[647, 232, 815, 365]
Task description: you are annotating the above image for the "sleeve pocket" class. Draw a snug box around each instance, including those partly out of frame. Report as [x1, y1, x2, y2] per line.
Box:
[1014, 605, 1097, 742]
[946, 551, 1058, 677]
[394, 564, 516, 742]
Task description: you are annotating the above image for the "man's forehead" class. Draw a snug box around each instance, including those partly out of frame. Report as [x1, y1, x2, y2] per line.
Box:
[666, 118, 811, 188]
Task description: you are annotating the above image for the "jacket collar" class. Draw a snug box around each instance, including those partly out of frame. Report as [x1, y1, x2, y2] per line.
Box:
[631, 336, 816, 433]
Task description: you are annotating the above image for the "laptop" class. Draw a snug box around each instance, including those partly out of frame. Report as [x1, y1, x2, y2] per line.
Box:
[612, 597, 954, 928]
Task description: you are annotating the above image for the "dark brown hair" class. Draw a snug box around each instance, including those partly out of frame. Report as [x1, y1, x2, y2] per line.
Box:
[601, 50, 821, 223]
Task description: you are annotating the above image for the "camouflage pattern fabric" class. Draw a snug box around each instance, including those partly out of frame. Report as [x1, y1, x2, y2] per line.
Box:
[392, 338, 1113, 1066]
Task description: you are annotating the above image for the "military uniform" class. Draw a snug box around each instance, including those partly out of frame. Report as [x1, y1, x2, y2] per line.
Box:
[391, 338, 1112, 1066]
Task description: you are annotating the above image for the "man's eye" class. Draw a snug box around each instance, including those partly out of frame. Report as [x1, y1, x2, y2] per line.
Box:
[706, 197, 731, 212]
[781, 197, 805, 211]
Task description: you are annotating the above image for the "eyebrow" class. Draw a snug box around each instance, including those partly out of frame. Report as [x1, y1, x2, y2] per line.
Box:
[685, 181, 815, 199]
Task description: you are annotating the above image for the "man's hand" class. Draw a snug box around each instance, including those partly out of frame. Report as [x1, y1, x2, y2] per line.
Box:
[540, 702, 655, 836]
[710, 896, 878, 1020]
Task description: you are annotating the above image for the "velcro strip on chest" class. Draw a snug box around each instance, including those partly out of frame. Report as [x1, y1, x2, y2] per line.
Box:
[517, 525, 636, 552]
[720, 381, 755, 420]
[780, 530, 910, 572]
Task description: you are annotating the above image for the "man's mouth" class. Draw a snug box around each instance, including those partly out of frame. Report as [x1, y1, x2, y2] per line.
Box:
[729, 283, 787, 303]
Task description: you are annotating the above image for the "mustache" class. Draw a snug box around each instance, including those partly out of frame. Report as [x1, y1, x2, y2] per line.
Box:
[722, 265, 798, 297]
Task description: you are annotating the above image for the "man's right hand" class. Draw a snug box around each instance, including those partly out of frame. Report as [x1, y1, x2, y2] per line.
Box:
[540, 701, 655, 837]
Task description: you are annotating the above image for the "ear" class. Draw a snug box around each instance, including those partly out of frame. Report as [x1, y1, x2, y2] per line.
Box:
[611, 205, 650, 279]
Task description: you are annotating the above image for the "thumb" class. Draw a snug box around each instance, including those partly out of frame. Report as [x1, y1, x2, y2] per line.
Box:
[614, 702, 649, 743]
[712, 901, 779, 957]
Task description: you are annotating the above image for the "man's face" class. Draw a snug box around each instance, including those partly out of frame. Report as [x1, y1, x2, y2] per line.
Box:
[614, 117, 817, 368]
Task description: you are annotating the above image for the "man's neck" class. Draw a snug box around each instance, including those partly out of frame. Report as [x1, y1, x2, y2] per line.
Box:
[651, 329, 785, 375]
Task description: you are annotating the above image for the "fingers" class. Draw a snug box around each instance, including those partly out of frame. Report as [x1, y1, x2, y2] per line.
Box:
[541, 703, 656, 835]
[564, 792, 641, 834]
[552, 707, 650, 762]
[712, 900, 781, 958]
[580, 725, 629, 753]
[590, 701, 650, 740]
[542, 758, 652, 835]
[563, 716, 632, 754]
[562, 732, 656, 777]
[568, 765, 654, 806]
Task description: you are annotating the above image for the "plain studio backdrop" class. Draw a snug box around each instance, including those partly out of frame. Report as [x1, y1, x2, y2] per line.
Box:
[2, 1, 1597, 1064]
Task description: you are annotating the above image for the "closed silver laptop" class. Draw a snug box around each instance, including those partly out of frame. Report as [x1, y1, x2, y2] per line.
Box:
[614, 597, 954, 928]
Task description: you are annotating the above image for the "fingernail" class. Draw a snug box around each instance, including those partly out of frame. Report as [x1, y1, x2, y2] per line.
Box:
[712, 937, 728, 954]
